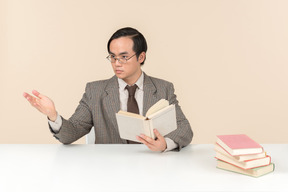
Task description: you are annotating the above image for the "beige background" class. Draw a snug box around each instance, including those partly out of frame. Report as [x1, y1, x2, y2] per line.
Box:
[1, 0, 287, 144]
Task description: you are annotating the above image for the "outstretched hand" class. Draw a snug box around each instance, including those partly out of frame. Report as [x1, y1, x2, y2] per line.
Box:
[136, 129, 167, 152]
[23, 90, 57, 121]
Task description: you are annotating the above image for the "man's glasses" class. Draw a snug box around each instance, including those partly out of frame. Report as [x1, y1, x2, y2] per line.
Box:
[106, 53, 136, 64]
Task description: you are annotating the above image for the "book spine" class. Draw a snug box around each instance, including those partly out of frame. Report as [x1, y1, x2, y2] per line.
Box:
[144, 120, 153, 138]
[149, 120, 155, 139]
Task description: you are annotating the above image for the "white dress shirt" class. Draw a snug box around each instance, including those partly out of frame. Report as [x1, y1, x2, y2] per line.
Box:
[49, 72, 177, 151]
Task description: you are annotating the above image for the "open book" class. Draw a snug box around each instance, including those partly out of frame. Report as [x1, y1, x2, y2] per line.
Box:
[116, 99, 177, 142]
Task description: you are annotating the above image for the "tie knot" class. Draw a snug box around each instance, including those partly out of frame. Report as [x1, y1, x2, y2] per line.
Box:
[125, 84, 138, 96]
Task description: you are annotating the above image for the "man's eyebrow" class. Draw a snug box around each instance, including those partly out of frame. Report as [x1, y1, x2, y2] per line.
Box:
[119, 52, 129, 55]
[109, 51, 129, 55]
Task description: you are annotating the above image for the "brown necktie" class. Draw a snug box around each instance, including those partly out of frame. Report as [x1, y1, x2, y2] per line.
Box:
[125, 84, 141, 144]
[126, 84, 139, 114]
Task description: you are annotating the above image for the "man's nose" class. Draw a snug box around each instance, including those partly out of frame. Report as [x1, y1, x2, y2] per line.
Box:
[115, 59, 122, 66]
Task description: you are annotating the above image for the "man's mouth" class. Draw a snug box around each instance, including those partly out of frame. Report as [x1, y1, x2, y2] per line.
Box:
[116, 69, 123, 74]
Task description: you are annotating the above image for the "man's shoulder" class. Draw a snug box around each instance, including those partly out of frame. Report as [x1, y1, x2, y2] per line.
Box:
[145, 73, 173, 87]
[86, 75, 117, 90]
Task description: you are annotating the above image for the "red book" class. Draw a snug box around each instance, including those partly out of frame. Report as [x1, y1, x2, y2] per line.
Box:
[216, 134, 263, 156]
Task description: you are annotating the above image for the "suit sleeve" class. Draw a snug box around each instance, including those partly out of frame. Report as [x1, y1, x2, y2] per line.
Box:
[49, 83, 93, 144]
[165, 83, 193, 151]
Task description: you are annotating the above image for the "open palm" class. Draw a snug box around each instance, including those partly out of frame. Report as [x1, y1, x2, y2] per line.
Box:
[23, 90, 57, 121]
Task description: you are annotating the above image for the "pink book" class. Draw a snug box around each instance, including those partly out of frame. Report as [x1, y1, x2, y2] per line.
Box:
[216, 134, 264, 156]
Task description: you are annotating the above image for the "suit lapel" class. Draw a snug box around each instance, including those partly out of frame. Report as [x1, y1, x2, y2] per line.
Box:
[102, 76, 120, 129]
[143, 73, 159, 116]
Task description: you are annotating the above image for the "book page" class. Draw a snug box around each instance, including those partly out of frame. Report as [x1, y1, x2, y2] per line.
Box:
[117, 110, 145, 119]
[148, 105, 177, 138]
[116, 114, 151, 142]
[146, 99, 169, 117]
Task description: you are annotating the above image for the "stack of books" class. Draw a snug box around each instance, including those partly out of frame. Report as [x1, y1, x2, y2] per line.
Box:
[215, 134, 275, 177]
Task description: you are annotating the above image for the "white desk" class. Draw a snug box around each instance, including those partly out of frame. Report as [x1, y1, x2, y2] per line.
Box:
[0, 144, 287, 192]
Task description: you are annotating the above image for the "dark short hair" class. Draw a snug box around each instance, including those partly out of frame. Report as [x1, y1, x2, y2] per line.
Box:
[107, 27, 148, 65]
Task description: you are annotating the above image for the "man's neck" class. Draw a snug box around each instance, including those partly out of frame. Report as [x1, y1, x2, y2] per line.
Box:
[124, 71, 143, 86]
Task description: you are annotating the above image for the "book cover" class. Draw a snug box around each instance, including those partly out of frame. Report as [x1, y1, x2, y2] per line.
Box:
[216, 160, 275, 177]
[216, 134, 263, 156]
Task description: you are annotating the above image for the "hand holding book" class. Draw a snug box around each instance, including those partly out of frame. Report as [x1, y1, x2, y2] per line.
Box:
[136, 129, 167, 152]
[116, 99, 177, 143]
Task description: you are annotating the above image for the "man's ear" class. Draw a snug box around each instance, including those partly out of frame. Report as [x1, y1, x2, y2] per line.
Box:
[138, 52, 146, 63]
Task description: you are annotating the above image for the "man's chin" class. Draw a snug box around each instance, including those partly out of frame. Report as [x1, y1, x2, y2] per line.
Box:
[115, 73, 125, 79]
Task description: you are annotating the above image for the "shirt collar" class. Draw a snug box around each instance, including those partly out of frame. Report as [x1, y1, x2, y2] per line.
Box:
[118, 72, 144, 91]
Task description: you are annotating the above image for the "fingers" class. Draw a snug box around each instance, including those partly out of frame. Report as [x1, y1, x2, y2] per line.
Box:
[136, 130, 167, 152]
[137, 129, 164, 145]
[23, 90, 44, 103]
[139, 134, 155, 145]
[23, 92, 31, 99]
[136, 135, 155, 150]
[137, 135, 151, 145]
[23, 91, 41, 108]
[153, 129, 164, 141]
[23, 90, 56, 117]
[136, 135, 148, 145]
[32, 90, 43, 99]
[23, 92, 29, 99]
[23, 92, 35, 102]
[137, 134, 161, 151]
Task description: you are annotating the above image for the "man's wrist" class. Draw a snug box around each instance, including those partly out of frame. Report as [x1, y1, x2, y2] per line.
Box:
[163, 138, 178, 152]
[162, 142, 167, 152]
[48, 112, 62, 132]
[48, 112, 57, 122]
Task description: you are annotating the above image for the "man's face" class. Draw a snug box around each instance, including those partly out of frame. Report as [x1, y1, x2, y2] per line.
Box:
[109, 37, 144, 85]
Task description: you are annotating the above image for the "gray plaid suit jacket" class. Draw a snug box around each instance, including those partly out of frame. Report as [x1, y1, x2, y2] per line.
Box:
[50, 73, 193, 151]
